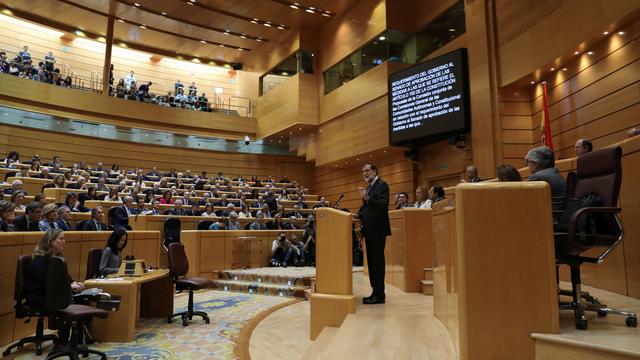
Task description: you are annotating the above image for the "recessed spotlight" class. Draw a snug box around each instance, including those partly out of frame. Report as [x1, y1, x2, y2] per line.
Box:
[161, 11, 167, 15]
[618, 31, 625, 35]
[200, 40, 207, 43]
[117, 19, 124, 23]
[139, 25, 146, 29]
[322, 13, 331, 17]
[240, 34, 247, 39]
[574, 51, 579, 55]
[264, 23, 272, 27]
[587, 51, 594, 55]
[603, 31, 609, 35]
[251, 19, 258, 24]
[448, 28, 456, 32]
[219, 44, 225, 47]
[237, 48, 245, 51]
[378, 36, 386, 41]
[133, 2, 140, 6]
[550, 67, 555, 71]
[224, 30, 230, 34]
[530, 81, 535, 84]
[187, 1, 194, 5]
[305, 9, 315, 13]
[256, 38, 263, 42]
[277, 26, 285, 30]
[562, 68, 568, 71]
[290, 4, 299, 9]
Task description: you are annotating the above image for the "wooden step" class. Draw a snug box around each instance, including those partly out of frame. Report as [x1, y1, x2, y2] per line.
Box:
[421, 280, 434, 295]
[423, 267, 433, 281]
[301, 326, 340, 360]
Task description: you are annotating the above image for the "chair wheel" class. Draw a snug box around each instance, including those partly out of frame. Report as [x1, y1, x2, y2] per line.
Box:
[575, 318, 588, 330]
[205, 318, 210, 324]
[3, 349, 10, 356]
[597, 310, 608, 317]
[182, 319, 188, 326]
[626, 316, 638, 328]
[167, 318, 173, 324]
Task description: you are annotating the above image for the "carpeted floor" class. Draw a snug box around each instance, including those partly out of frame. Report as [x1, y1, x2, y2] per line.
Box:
[7, 290, 296, 360]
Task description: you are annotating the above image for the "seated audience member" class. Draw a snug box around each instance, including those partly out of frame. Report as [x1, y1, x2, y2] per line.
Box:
[18, 45, 31, 61]
[5, 179, 25, 195]
[280, 216, 299, 230]
[11, 190, 27, 211]
[237, 202, 251, 218]
[270, 232, 296, 267]
[83, 206, 107, 231]
[294, 197, 308, 209]
[115, 79, 126, 98]
[34, 167, 52, 179]
[33, 193, 46, 204]
[250, 211, 267, 230]
[52, 174, 66, 188]
[79, 186, 99, 204]
[159, 190, 174, 204]
[64, 192, 86, 212]
[428, 185, 446, 207]
[279, 175, 291, 183]
[55, 206, 72, 231]
[38, 203, 59, 231]
[313, 197, 329, 209]
[99, 229, 128, 275]
[200, 203, 215, 217]
[181, 191, 193, 206]
[524, 146, 566, 208]
[413, 185, 429, 208]
[288, 234, 306, 266]
[286, 204, 306, 219]
[208, 219, 226, 230]
[124, 71, 136, 90]
[104, 187, 122, 202]
[15, 202, 43, 231]
[143, 192, 155, 204]
[197, 192, 212, 206]
[574, 139, 593, 156]
[627, 128, 640, 138]
[218, 203, 236, 217]
[463, 165, 482, 183]
[261, 204, 273, 219]
[0, 200, 16, 232]
[395, 192, 410, 209]
[141, 200, 161, 215]
[68, 177, 87, 191]
[96, 177, 110, 192]
[497, 165, 523, 182]
[302, 215, 316, 265]
[146, 182, 162, 196]
[30, 162, 40, 172]
[3, 150, 20, 164]
[113, 196, 134, 229]
[166, 199, 193, 216]
[16, 165, 30, 178]
[227, 212, 241, 230]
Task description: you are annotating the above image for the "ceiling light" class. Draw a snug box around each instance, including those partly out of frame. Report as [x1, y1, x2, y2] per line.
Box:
[139, 25, 146, 29]
[562, 68, 568, 71]
[187, 1, 194, 5]
[587, 51, 594, 55]
[256, 38, 263, 42]
[305, 9, 315, 13]
[378, 36, 386, 40]
[550, 67, 554, 71]
[618, 31, 625, 35]
[134, 2, 140, 6]
[238, 48, 245, 51]
[448, 28, 456, 32]
[530, 81, 535, 84]
[290, 4, 299, 9]
[264, 23, 272, 27]
[322, 13, 331, 17]
[224, 30, 230, 34]
[117, 19, 124, 23]
[219, 44, 225, 47]
[161, 11, 167, 15]
[277, 25, 285, 30]
[240, 34, 246, 39]
[574, 51, 579, 55]
[603, 31, 609, 35]
[251, 19, 258, 24]
[200, 40, 207, 43]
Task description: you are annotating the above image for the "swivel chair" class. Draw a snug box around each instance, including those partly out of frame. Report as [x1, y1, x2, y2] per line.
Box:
[555, 146, 637, 330]
[197, 220, 214, 230]
[163, 217, 181, 250]
[167, 243, 213, 326]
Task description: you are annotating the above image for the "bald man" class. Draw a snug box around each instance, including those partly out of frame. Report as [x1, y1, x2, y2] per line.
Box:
[574, 139, 593, 156]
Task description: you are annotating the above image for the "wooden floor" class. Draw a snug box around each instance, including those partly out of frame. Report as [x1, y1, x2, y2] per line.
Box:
[533, 282, 640, 359]
[249, 272, 456, 360]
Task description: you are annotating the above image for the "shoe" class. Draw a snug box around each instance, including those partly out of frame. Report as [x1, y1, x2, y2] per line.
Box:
[362, 295, 385, 304]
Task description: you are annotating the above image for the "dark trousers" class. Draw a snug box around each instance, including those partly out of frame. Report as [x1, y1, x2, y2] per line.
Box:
[364, 234, 386, 296]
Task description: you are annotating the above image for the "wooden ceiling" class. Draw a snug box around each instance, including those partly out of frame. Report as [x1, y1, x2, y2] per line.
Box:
[0, 0, 360, 65]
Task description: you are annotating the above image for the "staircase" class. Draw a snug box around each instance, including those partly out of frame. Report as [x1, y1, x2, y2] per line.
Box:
[213, 268, 313, 298]
[421, 267, 433, 295]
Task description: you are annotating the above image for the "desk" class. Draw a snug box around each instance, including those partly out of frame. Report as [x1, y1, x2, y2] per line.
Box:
[84, 269, 173, 342]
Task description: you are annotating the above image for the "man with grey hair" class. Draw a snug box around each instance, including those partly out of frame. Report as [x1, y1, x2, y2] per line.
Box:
[167, 199, 193, 216]
[464, 165, 482, 183]
[4, 179, 25, 195]
[113, 195, 134, 229]
[227, 211, 241, 230]
[574, 139, 593, 157]
[525, 146, 566, 208]
[55, 206, 72, 231]
[83, 206, 107, 231]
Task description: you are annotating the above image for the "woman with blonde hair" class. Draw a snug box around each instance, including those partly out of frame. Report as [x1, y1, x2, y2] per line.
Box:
[53, 174, 66, 188]
[38, 203, 59, 231]
[413, 185, 430, 208]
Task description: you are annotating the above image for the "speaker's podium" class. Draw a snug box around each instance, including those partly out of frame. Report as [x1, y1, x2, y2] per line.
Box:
[310, 208, 356, 340]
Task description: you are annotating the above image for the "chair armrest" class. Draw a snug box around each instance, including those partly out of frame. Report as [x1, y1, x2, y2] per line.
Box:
[568, 207, 621, 239]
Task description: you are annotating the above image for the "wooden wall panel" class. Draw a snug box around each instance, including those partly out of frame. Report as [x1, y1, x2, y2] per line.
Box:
[312, 152, 414, 213]
[495, 0, 640, 86]
[0, 75, 255, 140]
[0, 124, 313, 182]
[319, 0, 386, 71]
[0, 17, 240, 97]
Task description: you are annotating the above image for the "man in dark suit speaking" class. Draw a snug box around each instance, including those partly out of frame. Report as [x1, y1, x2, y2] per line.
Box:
[357, 163, 391, 304]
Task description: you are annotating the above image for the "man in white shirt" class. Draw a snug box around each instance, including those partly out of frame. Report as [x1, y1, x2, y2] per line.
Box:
[124, 71, 136, 90]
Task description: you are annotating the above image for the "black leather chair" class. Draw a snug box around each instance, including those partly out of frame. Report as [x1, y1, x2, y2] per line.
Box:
[555, 146, 637, 330]
[85, 248, 103, 279]
[197, 220, 214, 230]
[75, 220, 88, 231]
[163, 218, 181, 250]
[2, 256, 57, 357]
[167, 243, 213, 326]
[107, 207, 117, 228]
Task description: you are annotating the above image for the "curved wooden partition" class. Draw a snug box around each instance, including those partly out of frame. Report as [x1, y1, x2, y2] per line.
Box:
[180, 230, 304, 278]
[0, 74, 256, 140]
[0, 231, 161, 347]
[310, 208, 356, 340]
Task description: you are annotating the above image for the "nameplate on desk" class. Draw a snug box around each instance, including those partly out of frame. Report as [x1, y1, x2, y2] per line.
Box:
[116, 259, 148, 277]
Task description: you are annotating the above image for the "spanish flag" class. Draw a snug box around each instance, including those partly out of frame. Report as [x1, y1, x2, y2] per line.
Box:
[540, 82, 553, 149]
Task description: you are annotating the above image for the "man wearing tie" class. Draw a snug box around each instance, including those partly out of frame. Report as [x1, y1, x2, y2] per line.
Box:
[83, 206, 107, 231]
[113, 196, 134, 230]
[357, 163, 391, 304]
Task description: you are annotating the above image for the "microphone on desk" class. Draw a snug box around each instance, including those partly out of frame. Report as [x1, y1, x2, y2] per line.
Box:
[334, 193, 344, 207]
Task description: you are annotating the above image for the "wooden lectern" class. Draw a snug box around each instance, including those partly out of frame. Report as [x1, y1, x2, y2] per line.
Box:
[309, 208, 356, 340]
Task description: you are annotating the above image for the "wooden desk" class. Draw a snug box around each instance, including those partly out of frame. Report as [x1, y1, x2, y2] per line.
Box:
[85, 269, 173, 342]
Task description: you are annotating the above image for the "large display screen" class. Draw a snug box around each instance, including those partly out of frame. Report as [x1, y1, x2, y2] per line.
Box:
[388, 48, 470, 146]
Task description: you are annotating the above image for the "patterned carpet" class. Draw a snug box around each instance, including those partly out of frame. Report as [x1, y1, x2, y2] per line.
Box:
[8, 290, 296, 360]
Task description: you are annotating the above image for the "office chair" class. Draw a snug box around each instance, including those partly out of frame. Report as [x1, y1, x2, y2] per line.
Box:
[107, 207, 117, 228]
[197, 220, 214, 230]
[555, 146, 637, 330]
[75, 220, 88, 231]
[167, 243, 213, 326]
[163, 217, 181, 250]
[85, 248, 103, 280]
[2, 256, 57, 357]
